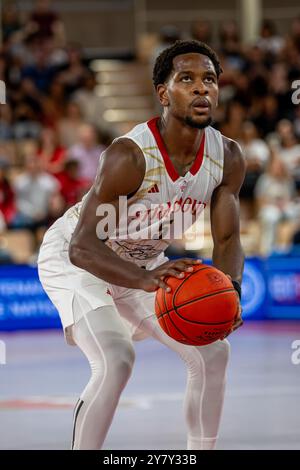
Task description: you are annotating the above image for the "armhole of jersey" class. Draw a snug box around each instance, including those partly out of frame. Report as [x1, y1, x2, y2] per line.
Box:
[113, 135, 147, 200]
[216, 130, 225, 187]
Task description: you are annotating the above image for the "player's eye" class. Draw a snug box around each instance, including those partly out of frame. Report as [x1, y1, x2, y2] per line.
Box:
[204, 76, 216, 84]
[181, 76, 192, 82]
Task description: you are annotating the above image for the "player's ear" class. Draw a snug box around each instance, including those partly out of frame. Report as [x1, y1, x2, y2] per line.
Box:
[157, 84, 169, 107]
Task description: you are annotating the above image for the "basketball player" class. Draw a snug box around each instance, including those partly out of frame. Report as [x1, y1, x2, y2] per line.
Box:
[38, 40, 245, 450]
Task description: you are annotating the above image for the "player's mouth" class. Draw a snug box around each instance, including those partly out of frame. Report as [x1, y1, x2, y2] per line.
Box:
[191, 97, 211, 113]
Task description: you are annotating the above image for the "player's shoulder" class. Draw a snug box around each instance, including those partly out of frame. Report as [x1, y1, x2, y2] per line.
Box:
[101, 137, 145, 174]
[219, 135, 246, 184]
[221, 134, 243, 159]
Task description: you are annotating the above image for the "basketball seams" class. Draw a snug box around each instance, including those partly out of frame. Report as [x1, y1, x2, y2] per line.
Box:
[160, 287, 236, 321]
[158, 309, 234, 326]
[155, 264, 237, 345]
[161, 285, 172, 338]
[172, 265, 211, 309]
[162, 281, 193, 343]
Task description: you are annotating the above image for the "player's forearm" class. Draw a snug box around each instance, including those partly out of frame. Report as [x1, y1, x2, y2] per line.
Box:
[69, 238, 144, 289]
[212, 234, 244, 284]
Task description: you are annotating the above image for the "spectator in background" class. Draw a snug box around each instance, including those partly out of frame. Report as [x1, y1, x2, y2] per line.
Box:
[151, 25, 181, 64]
[15, 78, 44, 119]
[1, 2, 22, 43]
[219, 21, 243, 69]
[41, 78, 66, 126]
[0, 160, 16, 231]
[252, 94, 280, 137]
[67, 124, 105, 184]
[190, 20, 212, 45]
[57, 160, 89, 209]
[59, 45, 88, 96]
[0, 104, 14, 141]
[255, 155, 299, 254]
[256, 20, 284, 56]
[71, 71, 107, 131]
[57, 101, 84, 147]
[289, 16, 300, 53]
[38, 127, 66, 175]
[294, 105, 300, 140]
[239, 121, 270, 218]
[219, 101, 245, 140]
[21, 44, 57, 94]
[11, 142, 63, 245]
[12, 103, 42, 140]
[268, 62, 294, 118]
[24, 0, 65, 46]
[275, 119, 300, 190]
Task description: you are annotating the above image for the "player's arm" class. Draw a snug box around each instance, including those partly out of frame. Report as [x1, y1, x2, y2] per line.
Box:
[210, 138, 246, 332]
[69, 139, 200, 292]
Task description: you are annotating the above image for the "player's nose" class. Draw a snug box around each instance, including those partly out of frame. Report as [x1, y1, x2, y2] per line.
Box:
[192, 80, 209, 95]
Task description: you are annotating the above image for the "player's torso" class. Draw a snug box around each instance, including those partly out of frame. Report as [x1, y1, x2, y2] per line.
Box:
[62, 117, 224, 267]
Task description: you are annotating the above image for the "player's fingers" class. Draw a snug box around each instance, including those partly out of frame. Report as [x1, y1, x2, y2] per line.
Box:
[157, 278, 171, 292]
[171, 262, 194, 272]
[172, 260, 202, 272]
[179, 258, 202, 266]
[161, 269, 185, 279]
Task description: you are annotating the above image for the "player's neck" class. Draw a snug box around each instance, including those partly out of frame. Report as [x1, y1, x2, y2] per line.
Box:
[158, 115, 204, 163]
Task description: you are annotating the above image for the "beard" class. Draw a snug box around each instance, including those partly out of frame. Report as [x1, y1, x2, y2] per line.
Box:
[184, 115, 213, 129]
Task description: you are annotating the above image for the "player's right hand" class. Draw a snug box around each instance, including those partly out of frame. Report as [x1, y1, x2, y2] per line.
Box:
[138, 258, 202, 293]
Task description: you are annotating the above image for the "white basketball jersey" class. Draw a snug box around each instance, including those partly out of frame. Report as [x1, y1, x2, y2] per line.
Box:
[62, 117, 224, 267]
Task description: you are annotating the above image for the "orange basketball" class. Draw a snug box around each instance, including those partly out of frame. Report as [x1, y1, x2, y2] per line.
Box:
[155, 264, 238, 346]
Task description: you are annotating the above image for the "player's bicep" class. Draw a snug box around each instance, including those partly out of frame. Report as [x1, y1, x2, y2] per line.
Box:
[210, 140, 246, 243]
[210, 185, 240, 244]
[71, 140, 145, 244]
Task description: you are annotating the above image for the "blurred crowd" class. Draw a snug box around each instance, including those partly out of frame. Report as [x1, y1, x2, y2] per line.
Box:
[0, 0, 300, 261]
[0, 0, 110, 261]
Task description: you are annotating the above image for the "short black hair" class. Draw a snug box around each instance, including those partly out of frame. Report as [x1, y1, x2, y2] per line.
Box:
[152, 40, 223, 89]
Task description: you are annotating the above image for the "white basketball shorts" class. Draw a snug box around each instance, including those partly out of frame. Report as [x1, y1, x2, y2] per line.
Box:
[37, 217, 167, 345]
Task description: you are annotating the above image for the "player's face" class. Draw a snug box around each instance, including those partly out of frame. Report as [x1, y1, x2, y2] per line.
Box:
[158, 53, 219, 129]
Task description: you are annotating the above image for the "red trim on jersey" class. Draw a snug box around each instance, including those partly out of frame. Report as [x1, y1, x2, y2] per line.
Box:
[147, 117, 206, 182]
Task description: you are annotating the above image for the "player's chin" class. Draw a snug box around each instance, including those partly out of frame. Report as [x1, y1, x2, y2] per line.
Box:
[185, 114, 212, 129]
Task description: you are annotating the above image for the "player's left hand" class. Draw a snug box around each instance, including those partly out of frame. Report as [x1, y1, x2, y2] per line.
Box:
[221, 275, 243, 340]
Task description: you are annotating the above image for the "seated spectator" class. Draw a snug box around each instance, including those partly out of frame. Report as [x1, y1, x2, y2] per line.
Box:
[11, 143, 62, 241]
[21, 43, 57, 94]
[220, 101, 246, 140]
[67, 124, 106, 184]
[219, 21, 242, 66]
[40, 77, 67, 126]
[24, 0, 65, 46]
[38, 127, 66, 175]
[2, 2, 22, 43]
[0, 104, 14, 141]
[0, 160, 16, 232]
[71, 72, 107, 131]
[256, 20, 284, 55]
[190, 20, 212, 45]
[239, 122, 270, 217]
[58, 45, 88, 96]
[12, 103, 42, 140]
[151, 25, 181, 63]
[255, 155, 299, 254]
[56, 160, 89, 209]
[289, 16, 300, 52]
[57, 101, 84, 147]
[275, 119, 300, 190]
